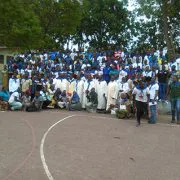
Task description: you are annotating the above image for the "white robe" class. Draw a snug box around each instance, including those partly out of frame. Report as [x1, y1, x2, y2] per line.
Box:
[93, 78, 99, 92]
[9, 78, 20, 93]
[119, 70, 127, 82]
[142, 71, 152, 77]
[106, 81, 119, 110]
[55, 78, 69, 92]
[97, 80, 107, 109]
[118, 82, 130, 93]
[75, 79, 84, 105]
[82, 80, 95, 108]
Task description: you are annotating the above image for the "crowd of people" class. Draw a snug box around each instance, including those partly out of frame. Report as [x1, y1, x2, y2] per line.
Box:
[0, 47, 180, 126]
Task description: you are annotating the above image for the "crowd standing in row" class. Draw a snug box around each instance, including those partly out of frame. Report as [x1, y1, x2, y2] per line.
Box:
[0, 47, 180, 126]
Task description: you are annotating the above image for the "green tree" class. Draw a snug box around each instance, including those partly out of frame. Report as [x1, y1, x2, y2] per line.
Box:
[73, 0, 130, 49]
[0, 0, 42, 50]
[33, 0, 82, 49]
[135, 0, 180, 59]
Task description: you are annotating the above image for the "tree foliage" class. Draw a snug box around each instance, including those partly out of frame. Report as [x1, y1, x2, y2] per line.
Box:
[73, 0, 130, 48]
[0, 0, 42, 50]
[134, 0, 180, 58]
[33, 0, 82, 49]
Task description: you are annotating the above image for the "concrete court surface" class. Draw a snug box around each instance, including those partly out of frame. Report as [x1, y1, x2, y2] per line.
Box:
[0, 110, 180, 180]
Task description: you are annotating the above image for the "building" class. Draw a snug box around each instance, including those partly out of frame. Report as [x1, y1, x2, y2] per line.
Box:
[0, 46, 17, 85]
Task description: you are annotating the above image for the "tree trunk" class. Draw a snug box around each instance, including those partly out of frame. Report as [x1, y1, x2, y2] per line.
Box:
[161, 0, 176, 61]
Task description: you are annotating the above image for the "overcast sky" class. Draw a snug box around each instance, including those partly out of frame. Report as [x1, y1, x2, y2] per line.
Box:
[128, 0, 136, 11]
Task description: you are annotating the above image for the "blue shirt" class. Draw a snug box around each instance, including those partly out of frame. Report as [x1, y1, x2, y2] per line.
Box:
[0, 91, 10, 102]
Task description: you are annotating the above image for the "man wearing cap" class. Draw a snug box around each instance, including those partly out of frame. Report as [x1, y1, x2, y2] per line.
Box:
[96, 72, 107, 112]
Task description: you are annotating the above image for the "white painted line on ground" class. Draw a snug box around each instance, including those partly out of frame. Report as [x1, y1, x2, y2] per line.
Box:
[40, 113, 180, 180]
[40, 115, 75, 180]
[51, 111, 180, 128]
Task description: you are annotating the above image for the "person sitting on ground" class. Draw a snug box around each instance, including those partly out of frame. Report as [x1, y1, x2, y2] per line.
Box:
[40, 86, 51, 109]
[67, 91, 82, 111]
[0, 87, 10, 111]
[22, 91, 32, 111]
[46, 84, 56, 108]
[57, 90, 67, 109]
[86, 88, 98, 113]
[25, 91, 44, 112]
[8, 87, 22, 111]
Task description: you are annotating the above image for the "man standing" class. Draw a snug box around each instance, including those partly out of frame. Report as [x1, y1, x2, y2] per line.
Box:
[96, 72, 107, 112]
[1, 65, 8, 89]
[106, 75, 119, 111]
[157, 65, 169, 101]
[9, 73, 20, 94]
[132, 81, 150, 127]
[167, 75, 180, 124]
[21, 73, 32, 94]
[75, 73, 84, 106]
[148, 78, 159, 124]
[82, 73, 95, 109]
[55, 71, 69, 92]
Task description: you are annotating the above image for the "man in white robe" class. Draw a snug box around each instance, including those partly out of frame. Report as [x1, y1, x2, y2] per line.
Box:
[119, 65, 127, 82]
[82, 74, 96, 109]
[96, 73, 107, 111]
[9, 74, 20, 93]
[106, 75, 119, 111]
[75, 73, 84, 105]
[118, 77, 130, 94]
[55, 72, 69, 92]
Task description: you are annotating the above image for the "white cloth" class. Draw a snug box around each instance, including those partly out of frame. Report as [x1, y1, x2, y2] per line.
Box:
[8, 92, 20, 104]
[70, 52, 77, 61]
[106, 80, 119, 110]
[118, 82, 130, 93]
[132, 87, 150, 102]
[97, 80, 107, 109]
[55, 79, 69, 92]
[133, 63, 142, 69]
[119, 70, 127, 82]
[82, 80, 95, 108]
[149, 83, 159, 106]
[75, 79, 84, 105]
[93, 78, 99, 92]
[143, 71, 152, 77]
[9, 78, 20, 93]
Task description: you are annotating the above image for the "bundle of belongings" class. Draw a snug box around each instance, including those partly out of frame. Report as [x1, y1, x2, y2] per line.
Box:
[0, 88, 10, 111]
[116, 92, 132, 119]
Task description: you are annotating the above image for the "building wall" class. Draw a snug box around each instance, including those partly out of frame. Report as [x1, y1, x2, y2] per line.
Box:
[0, 48, 15, 84]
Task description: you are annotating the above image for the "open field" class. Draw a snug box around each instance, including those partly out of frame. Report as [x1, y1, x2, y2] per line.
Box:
[0, 110, 180, 180]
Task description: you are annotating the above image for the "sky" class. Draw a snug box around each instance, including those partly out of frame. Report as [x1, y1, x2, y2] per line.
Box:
[128, 0, 136, 11]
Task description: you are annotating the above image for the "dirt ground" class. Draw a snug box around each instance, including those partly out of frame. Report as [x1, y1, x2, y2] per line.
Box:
[0, 110, 179, 180]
